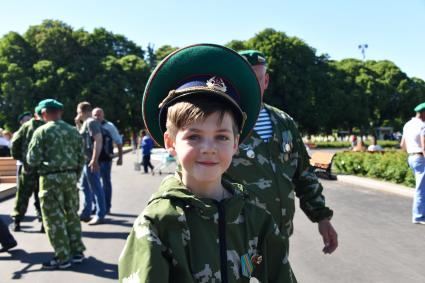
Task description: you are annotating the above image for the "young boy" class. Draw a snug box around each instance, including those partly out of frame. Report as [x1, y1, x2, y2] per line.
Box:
[119, 44, 297, 282]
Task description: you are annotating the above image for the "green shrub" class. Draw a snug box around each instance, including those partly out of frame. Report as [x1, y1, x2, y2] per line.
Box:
[314, 140, 399, 149]
[333, 151, 414, 187]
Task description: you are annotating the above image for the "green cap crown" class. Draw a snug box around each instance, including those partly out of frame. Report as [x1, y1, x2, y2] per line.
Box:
[34, 105, 43, 116]
[142, 43, 261, 147]
[238, 50, 267, 66]
[414, 102, 425, 113]
[37, 99, 64, 111]
[17, 111, 32, 122]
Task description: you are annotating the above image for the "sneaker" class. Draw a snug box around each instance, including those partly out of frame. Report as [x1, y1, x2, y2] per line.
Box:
[80, 215, 91, 222]
[88, 216, 103, 225]
[413, 221, 425, 225]
[12, 221, 21, 232]
[72, 253, 85, 264]
[42, 257, 71, 270]
[0, 241, 17, 253]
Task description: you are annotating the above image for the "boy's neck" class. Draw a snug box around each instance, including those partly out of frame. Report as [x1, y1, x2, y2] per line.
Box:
[177, 172, 228, 201]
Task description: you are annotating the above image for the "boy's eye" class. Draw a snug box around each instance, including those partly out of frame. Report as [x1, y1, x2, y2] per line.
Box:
[187, 135, 200, 141]
[216, 135, 230, 141]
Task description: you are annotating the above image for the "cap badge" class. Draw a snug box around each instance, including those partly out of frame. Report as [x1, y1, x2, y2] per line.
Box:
[206, 76, 227, 93]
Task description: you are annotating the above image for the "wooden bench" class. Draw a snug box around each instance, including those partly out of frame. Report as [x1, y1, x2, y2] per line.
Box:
[0, 157, 17, 200]
[309, 151, 336, 180]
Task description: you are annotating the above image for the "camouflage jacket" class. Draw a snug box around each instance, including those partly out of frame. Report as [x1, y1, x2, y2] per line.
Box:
[10, 118, 45, 163]
[119, 175, 296, 283]
[224, 104, 333, 237]
[26, 120, 84, 176]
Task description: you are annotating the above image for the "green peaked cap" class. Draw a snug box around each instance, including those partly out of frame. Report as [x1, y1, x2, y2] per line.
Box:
[17, 111, 32, 122]
[414, 102, 425, 113]
[37, 99, 64, 110]
[142, 43, 262, 147]
[238, 50, 267, 66]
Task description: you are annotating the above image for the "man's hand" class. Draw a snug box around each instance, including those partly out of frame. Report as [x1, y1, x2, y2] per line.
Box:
[89, 159, 100, 172]
[117, 157, 123, 166]
[318, 219, 338, 254]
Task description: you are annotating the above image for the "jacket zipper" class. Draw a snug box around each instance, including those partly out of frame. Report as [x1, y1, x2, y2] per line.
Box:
[216, 201, 228, 283]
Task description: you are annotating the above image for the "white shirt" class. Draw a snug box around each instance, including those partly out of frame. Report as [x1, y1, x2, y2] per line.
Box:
[402, 117, 425, 153]
[367, 144, 383, 152]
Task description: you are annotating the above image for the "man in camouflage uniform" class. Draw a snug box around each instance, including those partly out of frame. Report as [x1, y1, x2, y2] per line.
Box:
[10, 107, 45, 232]
[27, 99, 86, 269]
[225, 50, 338, 254]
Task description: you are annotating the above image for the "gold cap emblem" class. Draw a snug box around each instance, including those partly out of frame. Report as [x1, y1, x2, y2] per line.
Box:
[206, 76, 227, 93]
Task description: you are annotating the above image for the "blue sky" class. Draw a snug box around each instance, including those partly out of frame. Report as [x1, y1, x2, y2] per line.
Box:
[1, 0, 424, 80]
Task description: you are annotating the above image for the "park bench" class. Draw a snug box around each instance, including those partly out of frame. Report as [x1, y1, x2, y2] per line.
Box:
[309, 151, 336, 180]
[0, 157, 17, 200]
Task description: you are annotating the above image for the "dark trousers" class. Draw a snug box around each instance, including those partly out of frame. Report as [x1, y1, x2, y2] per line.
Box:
[142, 155, 154, 173]
[0, 217, 16, 247]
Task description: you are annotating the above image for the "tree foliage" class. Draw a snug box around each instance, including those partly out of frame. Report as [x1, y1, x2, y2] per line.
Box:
[1, 23, 424, 136]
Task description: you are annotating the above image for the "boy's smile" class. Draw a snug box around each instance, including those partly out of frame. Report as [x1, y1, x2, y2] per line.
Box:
[164, 112, 239, 198]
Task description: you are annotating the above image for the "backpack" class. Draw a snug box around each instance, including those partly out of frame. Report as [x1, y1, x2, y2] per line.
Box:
[99, 125, 114, 162]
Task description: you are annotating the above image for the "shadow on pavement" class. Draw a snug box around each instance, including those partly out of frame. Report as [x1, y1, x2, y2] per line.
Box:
[82, 231, 130, 240]
[102, 217, 134, 228]
[107, 212, 138, 218]
[0, 249, 117, 280]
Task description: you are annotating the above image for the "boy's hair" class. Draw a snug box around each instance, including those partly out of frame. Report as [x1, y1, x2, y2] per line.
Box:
[166, 95, 239, 138]
[77, 101, 92, 113]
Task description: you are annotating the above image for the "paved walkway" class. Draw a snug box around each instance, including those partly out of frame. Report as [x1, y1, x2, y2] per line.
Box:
[0, 152, 168, 282]
[1, 151, 424, 282]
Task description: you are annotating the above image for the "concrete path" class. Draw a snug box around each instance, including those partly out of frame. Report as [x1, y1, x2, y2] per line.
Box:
[1, 151, 424, 282]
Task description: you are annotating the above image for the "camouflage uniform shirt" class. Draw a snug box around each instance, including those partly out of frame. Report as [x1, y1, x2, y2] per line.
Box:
[224, 104, 333, 238]
[26, 120, 84, 175]
[11, 118, 45, 164]
[119, 175, 297, 283]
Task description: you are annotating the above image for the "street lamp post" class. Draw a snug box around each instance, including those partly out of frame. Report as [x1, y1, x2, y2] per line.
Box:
[358, 44, 368, 61]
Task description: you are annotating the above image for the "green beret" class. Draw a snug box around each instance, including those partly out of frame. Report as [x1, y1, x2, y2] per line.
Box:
[238, 50, 267, 66]
[414, 102, 425, 113]
[143, 43, 261, 147]
[37, 99, 64, 111]
[17, 111, 32, 122]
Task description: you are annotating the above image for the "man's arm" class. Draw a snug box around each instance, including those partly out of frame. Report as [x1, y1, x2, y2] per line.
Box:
[89, 132, 102, 172]
[106, 123, 123, 165]
[400, 137, 406, 151]
[10, 126, 25, 161]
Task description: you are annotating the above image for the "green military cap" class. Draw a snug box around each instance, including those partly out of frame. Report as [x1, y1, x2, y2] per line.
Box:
[414, 102, 425, 113]
[17, 111, 32, 122]
[238, 50, 267, 66]
[37, 98, 64, 111]
[143, 43, 261, 147]
[34, 105, 43, 116]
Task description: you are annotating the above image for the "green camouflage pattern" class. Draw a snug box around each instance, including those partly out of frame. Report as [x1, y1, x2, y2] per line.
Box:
[119, 175, 296, 283]
[39, 172, 85, 261]
[10, 118, 44, 221]
[11, 165, 40, 221]
[27, 120, 85, 261]
[27, 120, 84, 176]
[224, 104, 333, 238]
[11, 118, 45, 163]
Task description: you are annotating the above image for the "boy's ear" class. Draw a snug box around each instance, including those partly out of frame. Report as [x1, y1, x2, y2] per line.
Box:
[164, 131, 177, 157]
[233, 134, 240, 155]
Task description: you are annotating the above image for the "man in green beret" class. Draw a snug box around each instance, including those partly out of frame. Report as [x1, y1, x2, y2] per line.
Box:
[27, 99, 86, 269]
[17, 111, 32, 125]
[224, 50, 338, 254]
[10, 106, 45, 232]
[400, 102, 425, 224]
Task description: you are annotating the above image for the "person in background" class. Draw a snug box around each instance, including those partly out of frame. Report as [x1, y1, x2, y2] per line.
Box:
[352, 140, 366, 152]
[367, 137, 383, 152]
[225, 50, 338, 255]
[140, 130, 154, 174]
[400, 102, 425, 224]
[92, 107, 123, 214]
[75, 102, 105, 225]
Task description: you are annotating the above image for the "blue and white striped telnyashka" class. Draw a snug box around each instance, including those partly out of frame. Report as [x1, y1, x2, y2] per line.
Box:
[253, 107, 273, 142]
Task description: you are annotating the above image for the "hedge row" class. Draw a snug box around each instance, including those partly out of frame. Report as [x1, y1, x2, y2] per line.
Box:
[313, 140, 400, 149]
[332, 151, 415, 188]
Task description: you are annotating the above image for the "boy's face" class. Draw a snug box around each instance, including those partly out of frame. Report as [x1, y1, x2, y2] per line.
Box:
[164, 112, 239, 191]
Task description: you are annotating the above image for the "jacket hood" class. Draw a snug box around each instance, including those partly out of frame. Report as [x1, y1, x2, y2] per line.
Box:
[148, 175, 250, 222]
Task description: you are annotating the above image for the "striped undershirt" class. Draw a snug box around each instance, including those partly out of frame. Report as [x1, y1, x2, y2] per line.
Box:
[254, 107, 273, 142]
